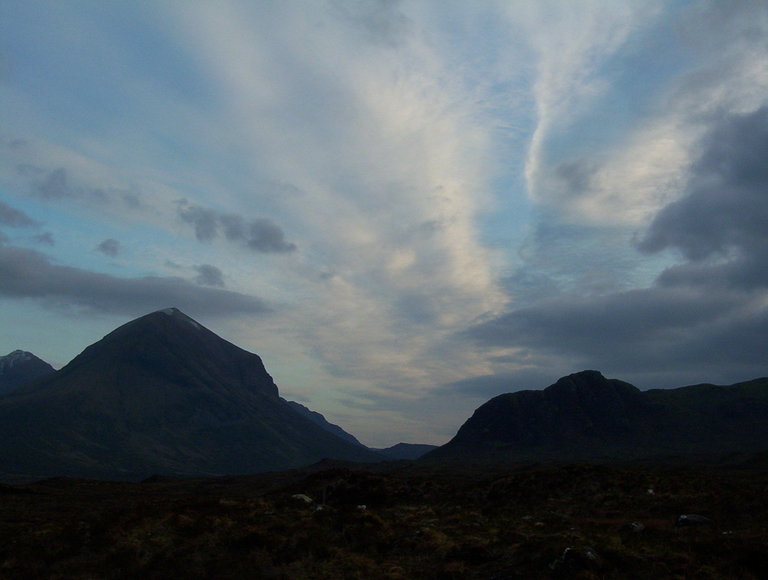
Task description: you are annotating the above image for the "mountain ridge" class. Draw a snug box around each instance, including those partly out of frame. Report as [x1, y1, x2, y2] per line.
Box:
[425, 370, 768, 463]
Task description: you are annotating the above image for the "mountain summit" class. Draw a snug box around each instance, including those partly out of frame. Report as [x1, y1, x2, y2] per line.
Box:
[0, 308, 380, 481]
[0, 350, 55, 396]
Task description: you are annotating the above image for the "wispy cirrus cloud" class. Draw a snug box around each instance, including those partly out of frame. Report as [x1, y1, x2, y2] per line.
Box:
[163, 1, 507, 399]
[509, 0, 664, 203]
[463, 104, 768, 393]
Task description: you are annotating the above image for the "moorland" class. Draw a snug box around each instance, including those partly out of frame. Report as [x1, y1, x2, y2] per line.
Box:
[1, 458, 767, 579]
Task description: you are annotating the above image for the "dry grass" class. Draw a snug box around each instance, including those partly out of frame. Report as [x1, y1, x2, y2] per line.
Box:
[1, 462, 767, 578]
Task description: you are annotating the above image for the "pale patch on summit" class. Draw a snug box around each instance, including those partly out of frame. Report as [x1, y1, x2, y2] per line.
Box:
[0, 350, 34, 371]
[158, 308, 201, 330]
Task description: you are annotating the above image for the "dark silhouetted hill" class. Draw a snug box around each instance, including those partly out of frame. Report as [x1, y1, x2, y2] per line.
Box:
[426, 370, 768, 464]
[374, 442, 438, 460]
[0, 308, 381, 482]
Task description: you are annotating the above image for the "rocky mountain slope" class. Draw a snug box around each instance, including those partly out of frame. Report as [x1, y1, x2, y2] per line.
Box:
[426, 370, 768, 463]
[283, 401, 437, 459]
[282, 398, 367, 448]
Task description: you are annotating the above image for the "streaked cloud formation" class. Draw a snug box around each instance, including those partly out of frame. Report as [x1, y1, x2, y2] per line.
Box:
[1, 0, 766, 445]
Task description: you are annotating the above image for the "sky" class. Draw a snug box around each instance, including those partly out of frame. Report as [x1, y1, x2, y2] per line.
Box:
[1, 0, 767, 447]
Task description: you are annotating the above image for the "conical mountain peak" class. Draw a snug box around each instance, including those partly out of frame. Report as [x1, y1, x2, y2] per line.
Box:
[59, 307, 279, 399]
[0, 309, 381, 480]
[122, 306, 205, 334]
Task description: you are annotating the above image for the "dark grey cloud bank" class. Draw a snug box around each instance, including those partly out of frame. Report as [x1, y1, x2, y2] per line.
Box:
[638, 107, 768, 274]
[462, 107, 768, 393]
[0, 244, 269, 317]
[178, 202, 296, 253]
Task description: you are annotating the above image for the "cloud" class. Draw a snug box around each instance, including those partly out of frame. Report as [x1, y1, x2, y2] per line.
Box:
[177, 204, 217, 242]
[178, 202, 296, 253]
[3, 138, 151, 218]
[0, 200, 39, 227]
[516, 0, 768, 229]
[33, 232, 55, 246]
[438, 368, 560, 399]
[96, 238, 121, 257]
[36, 167, 72, 200]
[194, 264, 225, 287]
[28, 167, 119, 207]
[464, 105, 768, 390]
[0, 244, 270, 317]
[468, 286, 740, 356]
[9, 1, 766, 445]
[638, 107, 768, 268]
[148, 1, 512, 415]
[465, 285, 766, 387]
[330, 0, 412, 47]
[514, 0, 663, 201]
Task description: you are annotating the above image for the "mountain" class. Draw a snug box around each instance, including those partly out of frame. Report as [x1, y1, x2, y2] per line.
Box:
[0, 308, 381, 482]
[281, 401, 438, 460]
[0, 350, 55, 396]
[373, 443, 438, 460]
[425, 370, 768, 464]
[281, 398, 367, 448]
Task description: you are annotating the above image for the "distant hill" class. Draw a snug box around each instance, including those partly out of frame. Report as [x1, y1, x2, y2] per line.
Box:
[282, 401, 438, 460]
[0, 350, 55, 396]
[373, 443, 438, 460]
[425, 370, 768, 464]
[0, 308, 381, 482]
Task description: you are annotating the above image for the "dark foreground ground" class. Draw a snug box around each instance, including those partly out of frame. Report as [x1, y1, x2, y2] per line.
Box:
[1, 460, 767, 579]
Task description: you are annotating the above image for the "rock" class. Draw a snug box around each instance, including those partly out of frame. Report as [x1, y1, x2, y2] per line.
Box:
[551, 545, 603, 574]
[676, 514, 713, 527]
[621, 521, 645, 533]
